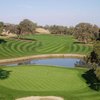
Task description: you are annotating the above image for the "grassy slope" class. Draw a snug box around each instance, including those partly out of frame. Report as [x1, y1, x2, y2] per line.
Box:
[0, 65, 99, 100]
[0, 34, 92, 59]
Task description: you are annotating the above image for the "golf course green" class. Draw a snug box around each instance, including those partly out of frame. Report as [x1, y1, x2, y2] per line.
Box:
[0, 34, 92, 59]
[0, 34, 99, 100]
[0, 65, 100, 100]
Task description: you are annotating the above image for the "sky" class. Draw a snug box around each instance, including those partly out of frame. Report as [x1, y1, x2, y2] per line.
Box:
[0, 0, 100, 26]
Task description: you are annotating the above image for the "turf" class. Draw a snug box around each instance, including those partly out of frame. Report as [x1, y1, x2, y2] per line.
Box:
[0, 34, 92, 59]
[0, 34, 96, 100]
[0, 66, 99, 100]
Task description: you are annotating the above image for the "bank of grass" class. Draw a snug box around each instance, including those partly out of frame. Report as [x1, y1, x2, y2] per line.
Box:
[0, 34, 92, 59]
[0, 65, 100, 100]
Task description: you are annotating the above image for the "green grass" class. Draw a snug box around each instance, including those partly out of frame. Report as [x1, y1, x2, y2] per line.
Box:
[0, 34, 95, 100]
[0, 65, 99, 100]
[0, 34, 92, 59]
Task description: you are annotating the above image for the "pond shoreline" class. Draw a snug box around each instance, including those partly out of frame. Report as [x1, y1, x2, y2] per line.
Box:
[0, 54, 86, 65]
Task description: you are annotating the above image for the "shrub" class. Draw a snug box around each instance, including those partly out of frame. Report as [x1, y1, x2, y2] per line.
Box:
[0, 68, 10, 79]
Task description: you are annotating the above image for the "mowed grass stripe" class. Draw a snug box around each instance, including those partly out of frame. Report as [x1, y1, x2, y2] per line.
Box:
[82, 46, 91, 54]
[0, 66, 87, 91]
[0, 65, 99, 100]
[0, 45, 13, 57]
[15, 42, 28, 54]
[1, 40, 21, 56]
[8, 40, 24, 55]
[36, 38, 68, 52]
[68, 44, 76, 53]
[27, 41, 39, 52]
[66, 43, 73, 53]
[23, 42, 37, 53]
[36, 42, 62, 52]
[38, 44, 65, 53]
[72, 44, 80, 53]
[45, 44, 67, 53]
[1, 45, 18, 57]
[0, 34, 92, 59]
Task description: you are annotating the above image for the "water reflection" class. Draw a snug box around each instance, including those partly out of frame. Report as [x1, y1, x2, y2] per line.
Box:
[75, 59, 87, 67]
[6, 58, 81, 68]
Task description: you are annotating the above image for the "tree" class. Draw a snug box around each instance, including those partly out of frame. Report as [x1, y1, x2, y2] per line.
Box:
[67, 26, 75, 35]
[87, 40, 100, 65]
[0, 22, 4, 34]
[74, 23, 99, 43]
[82, 69, 100, 91]
[95, 68, 100, 80]
[45, 25, 68, 35]
[96, 29, 100, 40]
[19, 19, 37, 34]
[92, 25, 99, 40]
[0, 68, 10, 79]
[93, 41, 100, 64]
[4, 24, 19, 34]
[89, 50, 98, 63]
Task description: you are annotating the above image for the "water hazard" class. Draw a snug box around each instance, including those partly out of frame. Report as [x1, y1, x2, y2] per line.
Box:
[6, 58, 81, 68]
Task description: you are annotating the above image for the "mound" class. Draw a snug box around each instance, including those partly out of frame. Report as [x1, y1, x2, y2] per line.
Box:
[16, 96, 64, 100]
[35, 28, 50, 34]
[1, 29, 17, 37]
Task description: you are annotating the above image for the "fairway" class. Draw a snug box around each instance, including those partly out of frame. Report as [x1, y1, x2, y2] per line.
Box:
[0, 34, 92, 59]
[0, 65, 100, 100]
[0, 66, 87, 91]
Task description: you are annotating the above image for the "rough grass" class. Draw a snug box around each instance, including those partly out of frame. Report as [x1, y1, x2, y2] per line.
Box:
[0, 34, 92, 59]
[0, 65, 100, 100]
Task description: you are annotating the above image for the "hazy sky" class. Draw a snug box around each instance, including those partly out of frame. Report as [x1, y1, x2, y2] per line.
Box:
[0, 0, 100, 26]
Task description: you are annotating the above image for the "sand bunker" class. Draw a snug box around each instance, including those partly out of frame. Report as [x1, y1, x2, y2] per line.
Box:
[35, 28, 50, 34]
[16, 96, 64, 100]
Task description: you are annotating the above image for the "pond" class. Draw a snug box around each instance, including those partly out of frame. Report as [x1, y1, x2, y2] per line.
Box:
[6, 58, 81, 68]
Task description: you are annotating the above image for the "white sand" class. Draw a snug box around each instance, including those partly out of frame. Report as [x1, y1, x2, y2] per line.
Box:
[35, 28, 50, 34]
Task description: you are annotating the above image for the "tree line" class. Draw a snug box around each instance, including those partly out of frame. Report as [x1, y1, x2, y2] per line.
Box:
[0, 19, 37, 36]
[45, 23, 100, 43]
[0, 19, 100, 42]
[84, 40, 100, 91]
